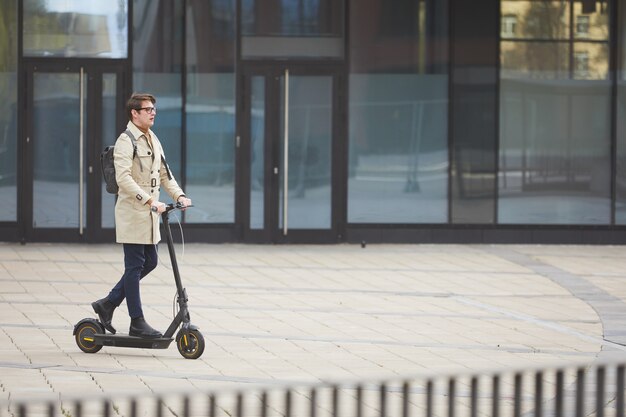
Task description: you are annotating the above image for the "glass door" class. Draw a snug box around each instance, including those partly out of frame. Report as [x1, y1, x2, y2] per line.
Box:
[24, 62, 125, 242]
[242, 66, 340, 242]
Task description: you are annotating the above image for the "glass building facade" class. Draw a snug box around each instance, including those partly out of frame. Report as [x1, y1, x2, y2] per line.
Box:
[1, 0, 626, 243]
[499, 1, 611, 224]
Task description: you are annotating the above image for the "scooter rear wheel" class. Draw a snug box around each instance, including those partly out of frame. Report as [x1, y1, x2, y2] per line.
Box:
[176, 329, 205, 359]
[75, 321, 103, 354]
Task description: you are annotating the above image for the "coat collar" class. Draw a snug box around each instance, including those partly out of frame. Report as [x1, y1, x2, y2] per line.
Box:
[127, 121, 153, 142]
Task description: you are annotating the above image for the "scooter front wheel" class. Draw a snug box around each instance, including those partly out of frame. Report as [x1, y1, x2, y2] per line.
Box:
[75, 321, 103, 354]
[176, 329, 205, 359]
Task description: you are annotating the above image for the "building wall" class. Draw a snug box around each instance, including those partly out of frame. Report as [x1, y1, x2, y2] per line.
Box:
[1, 0, 626, 243]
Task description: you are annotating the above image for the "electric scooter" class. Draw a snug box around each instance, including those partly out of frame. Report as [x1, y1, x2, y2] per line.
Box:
[73, 202, 205, 359]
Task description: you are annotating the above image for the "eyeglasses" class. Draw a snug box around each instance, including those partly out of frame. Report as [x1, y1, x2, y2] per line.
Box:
[136, 107, 157, 114]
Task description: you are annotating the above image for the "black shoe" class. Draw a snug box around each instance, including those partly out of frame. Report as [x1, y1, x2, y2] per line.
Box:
[92, 297, 117, 334]
[129, 317, 162, 339]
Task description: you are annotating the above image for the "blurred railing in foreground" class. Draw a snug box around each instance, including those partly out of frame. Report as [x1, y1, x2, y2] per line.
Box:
[5, 360, 625, 417]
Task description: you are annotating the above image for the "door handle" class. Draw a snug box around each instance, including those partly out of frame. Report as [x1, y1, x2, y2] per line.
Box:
[282, 69, 289, 236]
[79, 67, 84, 235]
[274, 167, 278, 175]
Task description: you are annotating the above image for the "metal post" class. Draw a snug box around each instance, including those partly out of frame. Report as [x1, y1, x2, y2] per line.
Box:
[130, 399, 136, 417]
[617, 365, 625, 417]
[156, 397, 163, 417]
[514, 373, 522, 417]
[332, 386, 339, 417]
[556, 370, 564, 417]
[426, 380, 433, 417]
[236, 393, 243, 417]
[103, 400, 110, 417]
[209, 394, 216, 417]
[492, 375, 500, 417]
[356, 385, 363, 417]
[448, 378, 455, 417]
[596, 366, 605, 417]
[261, 391, 268, 417]
[576, 368, 585, 417]
[470, 377, 478, 417]
[310, 388, 317, 417]
[380, 383, 387, 417]
[183, 396, 190, 417]
[285, 389, 292, 417]
[535, 371, 543, 417]
[402, 382, 410, 417]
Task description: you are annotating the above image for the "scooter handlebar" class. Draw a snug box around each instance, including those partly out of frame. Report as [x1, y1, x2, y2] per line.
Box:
[151, 202, 194, 213]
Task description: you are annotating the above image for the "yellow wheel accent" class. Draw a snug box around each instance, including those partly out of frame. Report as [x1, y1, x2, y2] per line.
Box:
[176, 329, 205, 360]
[75, 322, 103, 354]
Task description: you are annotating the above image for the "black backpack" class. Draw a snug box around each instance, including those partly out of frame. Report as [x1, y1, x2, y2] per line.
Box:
[101, 129, 172, 194]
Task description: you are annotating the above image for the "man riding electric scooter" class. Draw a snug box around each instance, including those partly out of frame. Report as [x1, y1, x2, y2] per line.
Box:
[92, 93, 191, 339]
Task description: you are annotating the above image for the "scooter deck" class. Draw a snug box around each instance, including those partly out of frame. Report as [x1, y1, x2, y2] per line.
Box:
[93, 333, 174, 349]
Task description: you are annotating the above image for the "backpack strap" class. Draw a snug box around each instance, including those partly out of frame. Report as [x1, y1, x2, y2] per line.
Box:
[161, 155, 173, 181]
[124, 129, 142, 172]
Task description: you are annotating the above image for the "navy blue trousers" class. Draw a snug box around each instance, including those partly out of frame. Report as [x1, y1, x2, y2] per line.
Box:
[107, 244, 158, 319]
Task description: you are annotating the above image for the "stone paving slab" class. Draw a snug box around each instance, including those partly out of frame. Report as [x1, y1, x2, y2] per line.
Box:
[1, 243, 626, 412]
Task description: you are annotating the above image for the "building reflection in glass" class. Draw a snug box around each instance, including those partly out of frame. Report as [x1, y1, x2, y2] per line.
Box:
[0, 0, 18, 221]
[348, 0, 449, 224]
[498, 0, 611, 224]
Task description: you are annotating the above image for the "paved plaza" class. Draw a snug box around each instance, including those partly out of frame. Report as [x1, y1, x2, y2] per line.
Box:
[1, 242, 626, 411]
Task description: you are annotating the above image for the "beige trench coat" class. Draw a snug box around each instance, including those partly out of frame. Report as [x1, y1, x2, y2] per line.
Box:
[114, 122, 185, 244]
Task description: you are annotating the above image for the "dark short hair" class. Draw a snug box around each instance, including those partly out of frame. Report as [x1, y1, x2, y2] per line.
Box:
[126, 93, 156, 120]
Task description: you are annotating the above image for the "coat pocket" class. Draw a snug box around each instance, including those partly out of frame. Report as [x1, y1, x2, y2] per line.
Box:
[132, 197, 149, 211]
[134, 153, 153, 177]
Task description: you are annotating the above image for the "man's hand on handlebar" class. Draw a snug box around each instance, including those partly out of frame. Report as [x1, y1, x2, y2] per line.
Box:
[150, 201, 167, 214]
[177, 196, 192, 210]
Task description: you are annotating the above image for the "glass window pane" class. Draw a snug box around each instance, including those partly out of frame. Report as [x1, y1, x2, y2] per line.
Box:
[573, 43, 608, 80]
[499, 1, 611, 225]
[185, 0, 236, 224]
[501, 41, 570, 79]
[500, 1, 570, 40]
[185, 73, 235, 223]
[33, 73, 84, 228]
[0, 0, 17, 221]
[348, 0, 449, 223]
[573, 0, 608, 40]
[242, 0, 342, 36]
[241, 0, 344, 58]
[279, 75, 332, 229]
[101, 74, 117, 229]
[23, 0, 128, 58]
[133, 0, 183, 197]
[618, 81, 626, 223]
[250, 77, 265, 229]
[616, 1, 626, 223]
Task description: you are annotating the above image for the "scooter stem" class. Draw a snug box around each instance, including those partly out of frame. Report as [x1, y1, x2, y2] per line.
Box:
[161, 207, 185, 298]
